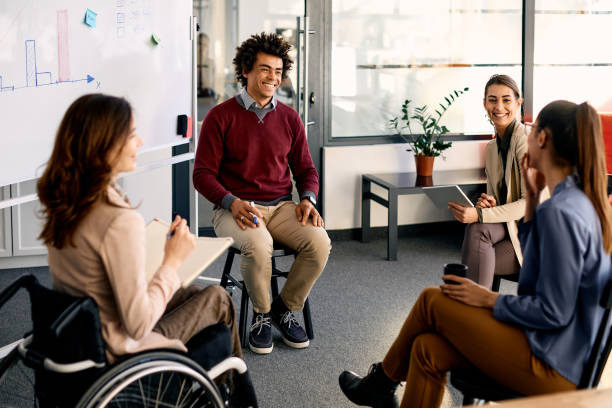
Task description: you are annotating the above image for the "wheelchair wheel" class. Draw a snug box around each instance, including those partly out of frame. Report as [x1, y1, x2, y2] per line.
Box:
[76, 350, 225, 408]
[0, 347, 37, 408]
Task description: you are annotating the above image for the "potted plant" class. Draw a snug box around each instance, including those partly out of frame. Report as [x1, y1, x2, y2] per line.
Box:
[388, 87, 469, 176]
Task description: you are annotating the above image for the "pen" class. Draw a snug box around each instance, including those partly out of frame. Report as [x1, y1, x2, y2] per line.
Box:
[249, 201, 259, 225]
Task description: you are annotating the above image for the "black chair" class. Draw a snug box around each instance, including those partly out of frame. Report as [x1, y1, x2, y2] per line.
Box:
[491, 273, 519, 292]
[220, 244, 314, 346]
[450, 277, 612, 405]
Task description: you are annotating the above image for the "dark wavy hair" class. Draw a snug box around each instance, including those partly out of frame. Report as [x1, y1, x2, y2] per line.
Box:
[536, 100, 612, 253]
[37, 94, 132, 249]
[233, 32, 293, 88]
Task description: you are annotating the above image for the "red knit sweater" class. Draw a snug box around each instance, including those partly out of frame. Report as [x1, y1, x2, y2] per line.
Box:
[193, 97, 319, 207]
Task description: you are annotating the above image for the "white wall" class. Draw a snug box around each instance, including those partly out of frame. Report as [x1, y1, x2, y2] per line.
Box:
[0, 148, 173, 269]
[323, 141, 488, 230]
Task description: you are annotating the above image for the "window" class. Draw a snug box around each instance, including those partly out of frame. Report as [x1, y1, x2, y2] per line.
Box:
[533, 0, 612, 116]
[331, 0, 523, 139]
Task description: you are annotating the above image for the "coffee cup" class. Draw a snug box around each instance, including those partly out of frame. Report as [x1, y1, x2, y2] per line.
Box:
[443, 263, 467, 284]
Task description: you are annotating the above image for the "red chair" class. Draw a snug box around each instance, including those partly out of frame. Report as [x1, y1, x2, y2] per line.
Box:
[601, 112, 612, 175]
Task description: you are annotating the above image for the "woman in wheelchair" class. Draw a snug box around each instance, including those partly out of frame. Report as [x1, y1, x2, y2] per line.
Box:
[338, 100, 612, 408]
[34, 93, 256, 407]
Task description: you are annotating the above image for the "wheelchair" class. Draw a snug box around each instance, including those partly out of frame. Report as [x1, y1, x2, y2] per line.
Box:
[0, 274, 247, 408]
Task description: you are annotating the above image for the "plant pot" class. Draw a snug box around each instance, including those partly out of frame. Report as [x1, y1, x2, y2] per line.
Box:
[415, 175, 433, 187]
[414, 155, 435, 177]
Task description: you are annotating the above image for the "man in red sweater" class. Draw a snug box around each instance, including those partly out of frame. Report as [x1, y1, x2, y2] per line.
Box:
[193, 33, 331, 355]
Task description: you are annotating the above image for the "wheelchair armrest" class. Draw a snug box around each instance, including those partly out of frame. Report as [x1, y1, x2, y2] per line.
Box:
[206, 356, 247, 380]
[18, 335, 106, 373]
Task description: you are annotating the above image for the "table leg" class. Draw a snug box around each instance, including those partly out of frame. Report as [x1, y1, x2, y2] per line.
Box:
[361, 178, 371, 243]
[387, 189, 398, 261]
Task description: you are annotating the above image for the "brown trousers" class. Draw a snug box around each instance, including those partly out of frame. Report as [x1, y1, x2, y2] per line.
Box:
[153, 284, 242, 359]
[462, 222, 520, 289]
[381, 288, 575, 408]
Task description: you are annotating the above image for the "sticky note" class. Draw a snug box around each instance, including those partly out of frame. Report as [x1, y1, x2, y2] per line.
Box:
[151, 33, 161, 45]
[84, 9, 98, 28]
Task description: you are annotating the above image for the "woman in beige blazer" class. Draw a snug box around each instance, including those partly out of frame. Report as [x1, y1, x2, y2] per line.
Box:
[36, 94, 256, 407]
[448, 75, 526, 289]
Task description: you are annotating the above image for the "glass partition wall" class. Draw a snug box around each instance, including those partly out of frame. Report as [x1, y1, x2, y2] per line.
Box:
[193, 0, 305, 120]
[192, 0, 307, 232]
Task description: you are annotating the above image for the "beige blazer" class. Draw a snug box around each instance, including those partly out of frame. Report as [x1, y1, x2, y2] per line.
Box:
[481, 122, 528, 265]
[48, 185, 185, 363]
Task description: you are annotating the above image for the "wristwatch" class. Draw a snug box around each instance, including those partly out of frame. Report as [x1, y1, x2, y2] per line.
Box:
[303, 195, 316, 207]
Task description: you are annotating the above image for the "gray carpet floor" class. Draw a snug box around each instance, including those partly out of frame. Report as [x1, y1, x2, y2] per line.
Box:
[0, 227, 517, 407]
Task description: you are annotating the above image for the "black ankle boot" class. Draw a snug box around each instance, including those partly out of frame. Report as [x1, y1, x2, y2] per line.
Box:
[339, 362, 399, 408]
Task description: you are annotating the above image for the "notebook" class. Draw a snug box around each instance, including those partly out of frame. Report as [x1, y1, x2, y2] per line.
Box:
[145, 219, 233, 287]
[422, 185, 474, 209]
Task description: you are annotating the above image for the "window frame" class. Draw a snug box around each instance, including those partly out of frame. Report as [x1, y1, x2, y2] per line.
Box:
[323, 0, 534, 147]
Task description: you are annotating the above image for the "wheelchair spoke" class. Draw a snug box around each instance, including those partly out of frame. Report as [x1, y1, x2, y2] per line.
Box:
[138, 378, 147, 408]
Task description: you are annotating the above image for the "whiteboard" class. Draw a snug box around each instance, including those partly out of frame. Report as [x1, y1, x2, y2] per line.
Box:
[0, 0, 193, 187]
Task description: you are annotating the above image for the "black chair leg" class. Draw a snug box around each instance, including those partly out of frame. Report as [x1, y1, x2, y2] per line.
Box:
[303, 297, 314, 340]
[271, 276, 279, 299]
[220, 251, 235, 289]
[491, 275, 501, 292]
[238, 283, 250, 347]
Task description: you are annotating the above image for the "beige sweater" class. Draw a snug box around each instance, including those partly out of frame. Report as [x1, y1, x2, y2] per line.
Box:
[481, 122, 528, 265]
[48, 185, 185, 363]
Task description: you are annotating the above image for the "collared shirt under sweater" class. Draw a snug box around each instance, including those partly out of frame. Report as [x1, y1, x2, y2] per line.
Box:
[193, 93, 319, 209]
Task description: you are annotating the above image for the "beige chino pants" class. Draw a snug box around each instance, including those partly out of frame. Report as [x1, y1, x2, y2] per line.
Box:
[213, 201, 331, 313]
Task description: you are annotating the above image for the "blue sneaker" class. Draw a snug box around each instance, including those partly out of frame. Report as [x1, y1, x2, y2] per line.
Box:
[248, 312, 273, 354]
[271, 297, 309, 349]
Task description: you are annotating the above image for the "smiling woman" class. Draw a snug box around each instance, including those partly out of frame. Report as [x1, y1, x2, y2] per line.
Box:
[108, 123, 143, 178]
[448, 74, 528, 290]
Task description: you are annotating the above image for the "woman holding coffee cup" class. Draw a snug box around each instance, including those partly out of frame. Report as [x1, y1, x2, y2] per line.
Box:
[449, 74, 530, 289]
[338, 100, 612, 408]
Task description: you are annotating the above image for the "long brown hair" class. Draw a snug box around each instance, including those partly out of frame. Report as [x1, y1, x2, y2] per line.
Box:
[536, 100, 612, 253]
[37, 94, 132, 248]
[484, 74, 521, 100]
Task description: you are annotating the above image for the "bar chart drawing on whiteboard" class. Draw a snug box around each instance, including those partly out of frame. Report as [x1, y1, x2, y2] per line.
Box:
[0, 9, 98, 94]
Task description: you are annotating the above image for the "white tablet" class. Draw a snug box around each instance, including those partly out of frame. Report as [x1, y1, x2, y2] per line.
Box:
[422, 185, 474, 209]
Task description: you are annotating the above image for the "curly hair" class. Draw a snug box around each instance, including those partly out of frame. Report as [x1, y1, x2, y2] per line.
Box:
[233, 32, 293, 88]
[37, 94, 132, 249]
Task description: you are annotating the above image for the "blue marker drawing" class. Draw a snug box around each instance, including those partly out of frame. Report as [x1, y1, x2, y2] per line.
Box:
[0, 39, 97, 94]
[0, 76, 15, 92]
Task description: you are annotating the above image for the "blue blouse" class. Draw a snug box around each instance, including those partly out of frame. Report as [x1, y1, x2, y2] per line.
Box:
[493, 174, 611, 384]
